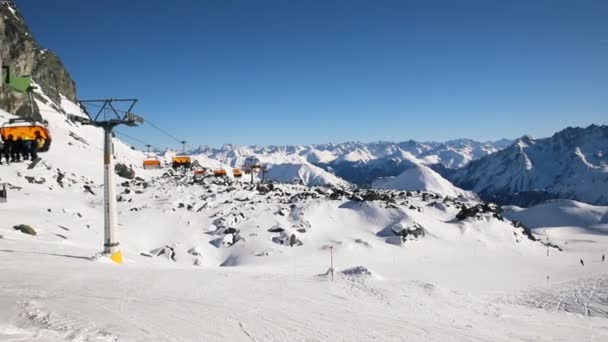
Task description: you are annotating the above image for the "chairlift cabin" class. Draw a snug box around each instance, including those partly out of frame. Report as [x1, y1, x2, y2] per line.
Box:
[171, 155, 191, 169]
[0, 118, 52, 152]
[214, 168, 227, 177]
[142, 157, 161, 169]
[193, 168, 206, 178]
[233, 168, 243, 178]
[1, 62, 50, 151]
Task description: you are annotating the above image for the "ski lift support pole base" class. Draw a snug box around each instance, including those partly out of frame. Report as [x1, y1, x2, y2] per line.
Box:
[78, 99, 144, 261]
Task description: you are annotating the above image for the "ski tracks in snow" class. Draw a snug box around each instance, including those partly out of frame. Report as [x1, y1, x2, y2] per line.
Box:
[20, 301, 118, 342]
[238, 321, 258, 342]
[514, 274, 608, 318]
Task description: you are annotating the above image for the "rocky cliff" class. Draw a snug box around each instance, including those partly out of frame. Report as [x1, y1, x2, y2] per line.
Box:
[0, 0, 76, 119]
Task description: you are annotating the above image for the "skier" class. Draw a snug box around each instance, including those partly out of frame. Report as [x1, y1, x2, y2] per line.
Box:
[21, 138, 32, 161]
[34, 131, 45, 153]
[29, 131, 43, 161]
[12, 137, 23, 162]
[5, 135, 17, 163]
[2, 135, 14, 164]
[603, 254, 605, 262]
[580, 259, 584, 267]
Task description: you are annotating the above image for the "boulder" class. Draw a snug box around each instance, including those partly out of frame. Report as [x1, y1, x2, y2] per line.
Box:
[267, 226, 285, 233]
[115, 163, 135, 179]
[328, 188, 346, 200]
[385, 236, 403, 246]
[272, 232, 302, 247]
[13, 224, 37, 236]
[390, 221, 426, 240]
[256, 183, 275, 194]
[149, 245, 176, 261]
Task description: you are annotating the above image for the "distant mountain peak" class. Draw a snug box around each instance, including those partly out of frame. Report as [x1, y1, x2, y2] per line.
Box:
[450, 124, 608, 206]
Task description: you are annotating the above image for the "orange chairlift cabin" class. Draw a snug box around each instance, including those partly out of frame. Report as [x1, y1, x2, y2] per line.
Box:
[193, 168, 206, 178]
[1, 118, 51, 152]
[232, 168, 243, 178]
[1, 60, 51, 152]
[142, 144, 162, 169]
[171, 140, 192, 169]
[213, 168, 227, 177]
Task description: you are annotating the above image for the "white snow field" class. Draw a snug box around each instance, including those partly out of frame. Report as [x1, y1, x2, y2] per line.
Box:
[1, 102, 608, 341]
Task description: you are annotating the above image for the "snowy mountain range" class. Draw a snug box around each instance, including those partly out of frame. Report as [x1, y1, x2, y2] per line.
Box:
[179, 139, 511, 192]
[190, 138, 511, 172]
[450, 125, 608, 206]
[181, 127, 608, 207]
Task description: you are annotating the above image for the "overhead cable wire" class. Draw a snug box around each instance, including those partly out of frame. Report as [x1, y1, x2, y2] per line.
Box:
[114, 130, 149, 147]
[143, 119, 184, 145]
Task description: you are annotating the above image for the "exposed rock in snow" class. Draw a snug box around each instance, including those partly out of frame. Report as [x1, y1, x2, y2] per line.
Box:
[456, 203, 504, 221]
[115, 163, 135, 179]
[340, 266, 372, 277]
[13, 224, 37, 236]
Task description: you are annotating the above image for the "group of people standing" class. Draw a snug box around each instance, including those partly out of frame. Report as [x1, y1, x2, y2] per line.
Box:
[0, 131, 44, 165]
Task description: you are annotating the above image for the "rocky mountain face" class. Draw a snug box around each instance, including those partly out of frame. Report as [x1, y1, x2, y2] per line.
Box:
[449, 125, 608, 206]
[0, 1, 76, 119]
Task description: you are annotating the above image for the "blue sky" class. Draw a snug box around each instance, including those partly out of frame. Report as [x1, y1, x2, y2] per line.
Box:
[17, 0, 608, 149]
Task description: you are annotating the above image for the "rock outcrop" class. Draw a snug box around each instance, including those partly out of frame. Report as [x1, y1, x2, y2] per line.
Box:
[0, 1, 77, 119]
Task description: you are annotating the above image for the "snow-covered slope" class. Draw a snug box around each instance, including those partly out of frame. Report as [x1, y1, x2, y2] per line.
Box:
[372, 164, 474, 199]
[504, 200, 608, 229]
[450, 125, 608, 206]
[366, 151, 473, 198]
[264, 162, 350, 187]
